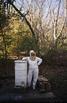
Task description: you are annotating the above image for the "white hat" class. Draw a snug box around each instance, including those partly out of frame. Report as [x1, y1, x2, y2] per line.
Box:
[29, 50, 35, 57]
[30, 50, 34, 53]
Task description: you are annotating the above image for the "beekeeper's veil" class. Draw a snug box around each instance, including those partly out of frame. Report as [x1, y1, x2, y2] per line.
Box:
[29, 50, 35, 57]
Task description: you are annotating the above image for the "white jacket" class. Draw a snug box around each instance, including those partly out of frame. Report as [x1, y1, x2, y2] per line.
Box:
[22, 57, 42, 69]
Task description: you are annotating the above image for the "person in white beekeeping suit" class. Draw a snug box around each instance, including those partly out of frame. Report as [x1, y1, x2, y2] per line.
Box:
[22, 50, 42, 90]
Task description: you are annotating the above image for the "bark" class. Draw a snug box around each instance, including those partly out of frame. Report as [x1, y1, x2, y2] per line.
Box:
[64, 0, 67, 26]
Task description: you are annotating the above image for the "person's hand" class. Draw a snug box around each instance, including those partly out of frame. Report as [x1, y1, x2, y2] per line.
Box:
[22, 57, 27, 61]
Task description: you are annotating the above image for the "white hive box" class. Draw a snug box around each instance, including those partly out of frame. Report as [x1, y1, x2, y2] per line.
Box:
[14, 60, 27, 87]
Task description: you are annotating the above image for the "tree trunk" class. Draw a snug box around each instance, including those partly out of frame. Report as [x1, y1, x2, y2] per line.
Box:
[1, 29, 7, 59]
[64, 0, 67, 26]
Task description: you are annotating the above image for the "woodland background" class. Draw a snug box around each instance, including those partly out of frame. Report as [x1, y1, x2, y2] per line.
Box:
[0, 0, 67, 101]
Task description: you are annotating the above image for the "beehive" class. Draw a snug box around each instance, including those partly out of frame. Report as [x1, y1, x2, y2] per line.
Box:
[15, 60, 27, 87]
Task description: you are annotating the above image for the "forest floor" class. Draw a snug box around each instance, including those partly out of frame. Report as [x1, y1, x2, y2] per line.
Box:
[0, 64, 67, 102]
[39, 64, 67, 102]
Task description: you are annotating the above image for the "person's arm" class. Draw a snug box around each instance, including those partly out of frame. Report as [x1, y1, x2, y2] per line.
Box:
[22, 57, 28, 61]
[37, 57, 42, 65]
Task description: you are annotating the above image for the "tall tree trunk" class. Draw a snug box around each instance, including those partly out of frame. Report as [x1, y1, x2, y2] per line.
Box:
[53, 0, 61, 48]
[2, 30, 7, 59]
[64, 0, 67, 26]
[0, 28, 7, 59]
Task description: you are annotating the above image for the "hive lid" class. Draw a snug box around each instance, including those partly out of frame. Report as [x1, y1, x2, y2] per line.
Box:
[14, 60, 27, 63]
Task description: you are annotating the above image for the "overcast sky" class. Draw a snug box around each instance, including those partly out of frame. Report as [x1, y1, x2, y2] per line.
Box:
[14, 0, 64, 16]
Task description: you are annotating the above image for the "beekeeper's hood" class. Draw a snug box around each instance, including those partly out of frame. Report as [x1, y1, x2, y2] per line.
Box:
[29, 50, 35, 57]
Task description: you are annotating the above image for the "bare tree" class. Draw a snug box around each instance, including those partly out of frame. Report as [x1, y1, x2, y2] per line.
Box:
[64, 0, 67, 26]
[3, 0, 36, 39]
[52, 0, 61, 45]
[3, 0, 66, 53]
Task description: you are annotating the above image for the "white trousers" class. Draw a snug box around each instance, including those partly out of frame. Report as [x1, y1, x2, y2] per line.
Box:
[27, 68, 39, 88]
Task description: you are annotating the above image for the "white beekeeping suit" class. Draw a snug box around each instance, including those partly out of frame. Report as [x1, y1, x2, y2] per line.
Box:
[22, 50, 42, 90]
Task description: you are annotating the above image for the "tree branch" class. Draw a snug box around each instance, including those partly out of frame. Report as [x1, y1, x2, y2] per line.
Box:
[7, 0, 36, 38]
